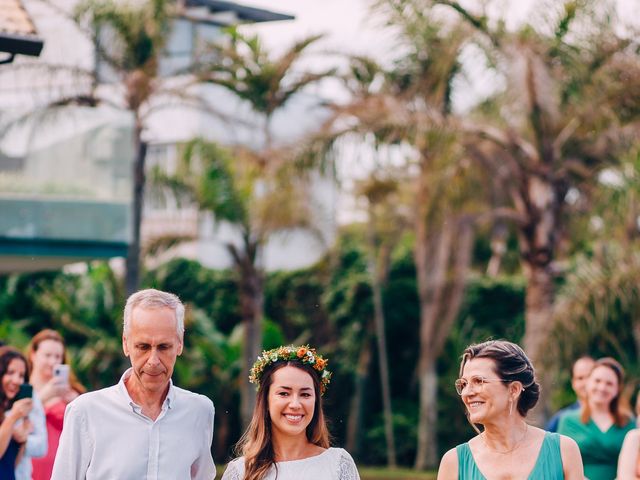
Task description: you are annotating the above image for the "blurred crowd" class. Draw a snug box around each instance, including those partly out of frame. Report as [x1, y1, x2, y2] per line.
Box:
[2, 328, 640, 480]
[0, 330, 84, 480]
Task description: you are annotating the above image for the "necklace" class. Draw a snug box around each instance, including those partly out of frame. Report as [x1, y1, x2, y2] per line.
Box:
[481, 424, 528, 455]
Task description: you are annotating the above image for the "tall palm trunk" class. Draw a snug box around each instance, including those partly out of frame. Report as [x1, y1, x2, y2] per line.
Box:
[516, 174, 563, 421]
[345, 329, 373, 456]
[367, 216, 397, 467]
[231, 241, 264, 427]
[126, 119, 147, 296]
[414, 161, 475, 469]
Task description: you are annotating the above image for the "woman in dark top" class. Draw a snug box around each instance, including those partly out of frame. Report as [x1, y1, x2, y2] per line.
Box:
[0, 347, 34, 480]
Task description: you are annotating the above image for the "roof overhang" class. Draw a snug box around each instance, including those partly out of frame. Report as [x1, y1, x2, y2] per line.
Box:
[0, 237, 128, 274]
[0, 0, 44, 64]
[183, 0, 294, 26]
[0, 32, 43, 58]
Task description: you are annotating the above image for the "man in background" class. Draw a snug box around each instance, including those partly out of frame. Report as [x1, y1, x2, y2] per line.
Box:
[546, 355, 595, 432]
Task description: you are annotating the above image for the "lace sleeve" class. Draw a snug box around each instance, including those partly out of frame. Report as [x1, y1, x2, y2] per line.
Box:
[221, 460, 242, 480]
[338, 450, 361, 480]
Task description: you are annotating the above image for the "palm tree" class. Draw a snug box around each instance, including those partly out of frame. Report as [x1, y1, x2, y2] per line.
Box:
[154, 138, 321, 427]
[316, 6, 487, 465]
[552, 147, 640, 375]
[196, 27, 334, 151]
[1, 0, 209, 295]
[357, 173, 410, 468]
[73, 0, 173, 296]
[432, 0, 640, 415]
[190, 29, 334, 425]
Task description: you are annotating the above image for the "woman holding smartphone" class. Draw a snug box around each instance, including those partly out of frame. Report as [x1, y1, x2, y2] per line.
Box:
[26, 330, 85, 480]
[0, 346, 34, 480]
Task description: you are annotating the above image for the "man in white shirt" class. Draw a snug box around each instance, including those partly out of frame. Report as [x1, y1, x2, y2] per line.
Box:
[51, 288, 216, 480]
[15, 392, 47, 480]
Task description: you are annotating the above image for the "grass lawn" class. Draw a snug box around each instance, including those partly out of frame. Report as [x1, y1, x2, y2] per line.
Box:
[216, 464, 437, 479]
[359, 467, 437, 480]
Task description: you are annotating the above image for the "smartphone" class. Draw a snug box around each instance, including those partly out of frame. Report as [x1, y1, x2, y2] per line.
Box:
[15, 383, 32, 401]
[54, 364, 70, 387]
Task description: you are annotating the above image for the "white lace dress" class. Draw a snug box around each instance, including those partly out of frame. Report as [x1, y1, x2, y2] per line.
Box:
[221, 447, 360, 480]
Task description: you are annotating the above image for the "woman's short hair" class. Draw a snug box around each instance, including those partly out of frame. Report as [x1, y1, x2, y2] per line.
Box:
[459, 339, 541, 417]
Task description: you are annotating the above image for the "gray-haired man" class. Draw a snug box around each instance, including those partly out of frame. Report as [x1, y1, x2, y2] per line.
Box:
[52, 288, 215, 479]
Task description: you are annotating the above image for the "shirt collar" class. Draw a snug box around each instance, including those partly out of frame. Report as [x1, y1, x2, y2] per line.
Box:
[118, 368, 176, 410]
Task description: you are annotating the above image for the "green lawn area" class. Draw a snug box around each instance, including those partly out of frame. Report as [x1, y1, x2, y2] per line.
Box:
[359, 467, 437, 480]
[216, 464, 437, 479]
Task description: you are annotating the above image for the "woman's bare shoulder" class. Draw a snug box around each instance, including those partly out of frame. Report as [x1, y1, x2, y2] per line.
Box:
[437, 447, 459, 480]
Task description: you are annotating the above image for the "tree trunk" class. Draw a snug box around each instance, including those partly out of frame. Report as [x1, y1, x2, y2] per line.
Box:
[521, 259, 555, 423]
[232, 243, 264, 428]
[367, 217, 397, 468]
[413, 165, 449, 470]
[413, 190, 475, 468]
[214, 391, 232, 461]
[125, 120, 147, 296]
[415, 357, 438, 470]
[517, 174, 562, 424]
[345, 331, 373, 457]
[486, 221, 508, 277]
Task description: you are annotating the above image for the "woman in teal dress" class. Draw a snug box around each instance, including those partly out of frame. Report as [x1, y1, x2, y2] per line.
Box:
[437, 340, 584, 480]
[558, 357, 634, 480]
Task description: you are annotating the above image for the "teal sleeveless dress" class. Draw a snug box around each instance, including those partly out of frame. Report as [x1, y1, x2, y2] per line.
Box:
[456, 431, 564, 479]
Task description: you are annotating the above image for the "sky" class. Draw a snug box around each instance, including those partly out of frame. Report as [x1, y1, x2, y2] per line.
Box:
[238, 0, 638, 224]
[241, 0, 638, 57]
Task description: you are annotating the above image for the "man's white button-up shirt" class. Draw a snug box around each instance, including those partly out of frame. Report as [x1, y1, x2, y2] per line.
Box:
[51, 369, 215, 480]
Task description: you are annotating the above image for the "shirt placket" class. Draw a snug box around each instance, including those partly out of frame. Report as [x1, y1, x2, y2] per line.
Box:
[146, 421, 160, 480]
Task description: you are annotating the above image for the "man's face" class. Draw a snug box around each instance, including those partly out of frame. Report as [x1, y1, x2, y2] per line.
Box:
[123, 306, 183, 396]
[571, 357, 595, 402]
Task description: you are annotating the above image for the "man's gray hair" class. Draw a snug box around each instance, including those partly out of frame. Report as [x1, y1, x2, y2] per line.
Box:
[123, 288, 185, 338]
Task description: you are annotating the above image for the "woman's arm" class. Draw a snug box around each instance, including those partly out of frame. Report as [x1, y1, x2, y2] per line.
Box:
[0, 399, 32, 457]
[560, 434, 585, 480]
[617, 429, 640, 480]
[437, 448, 459, 480]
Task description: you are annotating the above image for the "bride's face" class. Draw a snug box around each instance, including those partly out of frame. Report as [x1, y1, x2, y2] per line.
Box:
[268, 366, 316, 439]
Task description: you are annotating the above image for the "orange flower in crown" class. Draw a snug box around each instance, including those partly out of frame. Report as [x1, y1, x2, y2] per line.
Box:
[249, 345, 332, 395]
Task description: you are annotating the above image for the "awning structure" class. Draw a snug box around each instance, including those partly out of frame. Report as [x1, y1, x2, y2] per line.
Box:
[181, 0, 294, 26]
[0, 0, 44, 64]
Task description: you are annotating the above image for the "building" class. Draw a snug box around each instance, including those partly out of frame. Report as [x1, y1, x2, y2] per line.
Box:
[0, 0, 336, 274]
[0, 0, 43, 64]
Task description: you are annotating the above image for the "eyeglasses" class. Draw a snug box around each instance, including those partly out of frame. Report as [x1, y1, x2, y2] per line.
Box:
[454, 375, 511, 395]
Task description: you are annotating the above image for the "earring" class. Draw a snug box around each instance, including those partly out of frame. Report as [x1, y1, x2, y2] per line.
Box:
[509, 399, 513, 416]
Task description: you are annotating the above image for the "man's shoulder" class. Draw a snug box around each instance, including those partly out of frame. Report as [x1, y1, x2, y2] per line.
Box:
[67, 384, 119, 411]
[557, 408, 582, 429]
[171, 385, 214, 411]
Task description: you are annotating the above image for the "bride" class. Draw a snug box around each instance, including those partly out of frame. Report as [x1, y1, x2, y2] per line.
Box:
[222, 345, 359, 480]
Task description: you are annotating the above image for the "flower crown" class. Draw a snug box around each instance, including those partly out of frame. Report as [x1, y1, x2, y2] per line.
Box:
[249, 345, 332, 395]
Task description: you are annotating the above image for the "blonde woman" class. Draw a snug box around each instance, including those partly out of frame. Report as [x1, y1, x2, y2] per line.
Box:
[222, 345, 359, 480]
[26, 330, 85, 480]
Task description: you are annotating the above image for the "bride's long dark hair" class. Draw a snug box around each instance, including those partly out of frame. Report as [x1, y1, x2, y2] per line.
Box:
[236, 361, 330, 480]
